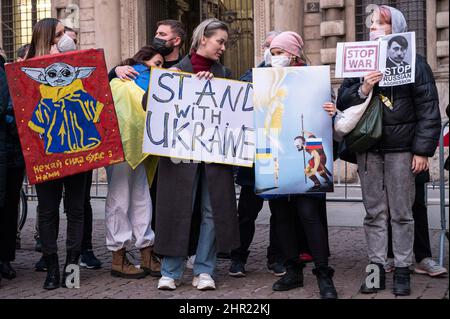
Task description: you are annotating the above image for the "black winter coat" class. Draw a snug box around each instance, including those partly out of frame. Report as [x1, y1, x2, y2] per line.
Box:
[336, 55, 441, 157]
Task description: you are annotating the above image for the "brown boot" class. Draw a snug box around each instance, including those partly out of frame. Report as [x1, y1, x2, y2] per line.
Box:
[111, 248, 146, 279]
[140, 246, 161, 277]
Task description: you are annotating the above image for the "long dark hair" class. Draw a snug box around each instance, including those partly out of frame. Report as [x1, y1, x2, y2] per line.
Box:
[26, 18, 60, 59]
[120, 46, 163, 66]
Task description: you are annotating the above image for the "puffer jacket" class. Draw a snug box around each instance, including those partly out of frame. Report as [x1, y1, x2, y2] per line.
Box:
[0, 68, 25, 206]
[336, 54, 441, 157]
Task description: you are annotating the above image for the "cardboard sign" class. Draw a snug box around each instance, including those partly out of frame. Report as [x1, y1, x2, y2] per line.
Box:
[5, 49, 124, 184]
[335, 41, 387, 78]
[253, 66, 334, 195]
[143, 68, 255, 167]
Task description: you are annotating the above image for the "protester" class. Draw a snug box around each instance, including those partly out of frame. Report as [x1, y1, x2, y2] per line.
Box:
[33, 26, 102, 272]
[106, 46, 163, 279]
[156, 18, 240, 291]
[229, 31, 287, 279]
[336, 5, 441, 296]
[109, 20, 188, 243]
[110, 19, 186, 81]
[260, 31, 338, 299]
[0, 52, 25, 285]
[13, 44, 30, 251]
[25, 18, 88, 291]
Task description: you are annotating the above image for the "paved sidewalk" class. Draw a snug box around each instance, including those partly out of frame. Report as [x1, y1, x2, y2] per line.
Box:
[1, 200, 448, 299]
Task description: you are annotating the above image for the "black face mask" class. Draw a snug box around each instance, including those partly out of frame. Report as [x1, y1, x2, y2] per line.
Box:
[152, 37, 175, 56]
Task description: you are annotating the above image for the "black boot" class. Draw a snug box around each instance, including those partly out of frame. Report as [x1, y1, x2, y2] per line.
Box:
[272, 262, 304, 291]
[313, 266, 338, 299]
[43, 254, 60, 290]
[360, 263, 386, 294]
[61, 251, 81, 288]
[0, 261, 17, 280]
[393, 267, 411, 296]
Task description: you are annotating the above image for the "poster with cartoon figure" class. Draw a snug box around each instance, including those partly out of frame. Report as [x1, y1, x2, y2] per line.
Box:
[253, 66, 334, 195]
[5, 49, 124, 184]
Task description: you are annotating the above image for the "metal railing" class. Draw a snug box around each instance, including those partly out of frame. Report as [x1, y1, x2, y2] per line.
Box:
[438, 119, 449, 267]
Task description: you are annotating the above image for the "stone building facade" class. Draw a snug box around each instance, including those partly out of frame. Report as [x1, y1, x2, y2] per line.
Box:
[1, 0, 448, 181]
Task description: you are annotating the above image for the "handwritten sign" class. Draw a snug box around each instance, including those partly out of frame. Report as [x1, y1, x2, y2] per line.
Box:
[143, 68, 255, 167]
[5, 49, 124, 184]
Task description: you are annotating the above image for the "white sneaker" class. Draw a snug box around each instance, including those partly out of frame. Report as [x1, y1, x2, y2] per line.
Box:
[192, 273, 216, 290]
[414, 258, 448, 277]
[157, 276, 179, 290]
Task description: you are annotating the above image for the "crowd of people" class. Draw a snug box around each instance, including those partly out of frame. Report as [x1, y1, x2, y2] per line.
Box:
[0, 4, 448, 299]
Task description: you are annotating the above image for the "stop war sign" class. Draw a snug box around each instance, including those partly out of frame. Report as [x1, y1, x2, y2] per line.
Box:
[335, 41, 387, 78]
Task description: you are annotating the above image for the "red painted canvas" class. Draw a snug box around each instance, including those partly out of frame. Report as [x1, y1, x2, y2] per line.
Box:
[5, 49, 124, 184]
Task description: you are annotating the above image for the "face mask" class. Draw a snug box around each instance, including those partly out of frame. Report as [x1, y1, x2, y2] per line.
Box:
[152, 37, 175, 56]
[369, 30, 386, 41]
[271, 55, 290, 68]
[263, 49, 272, 66]
[57, 33, 77, 53]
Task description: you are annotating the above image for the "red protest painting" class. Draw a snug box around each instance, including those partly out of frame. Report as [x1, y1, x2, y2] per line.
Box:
[5, 49, 124, 185]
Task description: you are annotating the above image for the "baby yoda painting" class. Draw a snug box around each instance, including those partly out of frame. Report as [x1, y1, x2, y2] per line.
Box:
[22, 62, 104, 155]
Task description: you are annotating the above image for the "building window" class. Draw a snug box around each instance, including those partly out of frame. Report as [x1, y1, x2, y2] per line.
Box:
[1, 0, 51, 61]
[355, 0, 427, 57]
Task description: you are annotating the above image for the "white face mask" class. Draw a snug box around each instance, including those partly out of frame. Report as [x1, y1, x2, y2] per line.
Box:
[369, 30, 386, 41]
[57, 33, 77, 53]
[264, 49, 272, 66]
[271, 55, 290, 68]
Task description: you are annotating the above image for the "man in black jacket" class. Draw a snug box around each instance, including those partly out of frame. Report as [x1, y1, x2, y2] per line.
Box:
[336, 5, 441, 297]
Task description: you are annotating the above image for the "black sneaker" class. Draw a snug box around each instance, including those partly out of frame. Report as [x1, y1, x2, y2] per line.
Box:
[217, 252, 231, 259]
[229, 261, 246, 278]
[80, 250, 102, 269]
[35, 256, 47, 272]
[268, 262, 287, 277]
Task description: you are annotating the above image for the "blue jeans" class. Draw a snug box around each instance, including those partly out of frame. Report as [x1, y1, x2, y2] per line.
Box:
[161, 167, 217, 280]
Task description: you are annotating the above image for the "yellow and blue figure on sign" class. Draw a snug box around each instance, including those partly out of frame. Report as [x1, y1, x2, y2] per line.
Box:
[22, 62, 103, 155]
[253, 66, 334, 195]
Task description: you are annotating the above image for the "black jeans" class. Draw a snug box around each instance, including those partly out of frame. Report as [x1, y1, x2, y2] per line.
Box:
[0, 168, 24, 262]
[36, 172, 87, 255]
[296, 197, 330, 257]
[230, 186, 283, 264]
[388, 178, 432, 263]
[272, 195, 329, 267]
[36, 171, 94, 252]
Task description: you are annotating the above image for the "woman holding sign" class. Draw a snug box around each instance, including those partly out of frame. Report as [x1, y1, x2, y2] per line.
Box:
[155, 18, 240, 291]
[337, 5, 441, 296]
[24, 18, 86, 291]
[264, 31, 338, 299]
[106, 46, 164, 280]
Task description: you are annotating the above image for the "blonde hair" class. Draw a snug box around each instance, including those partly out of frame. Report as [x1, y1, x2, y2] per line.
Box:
[190, 18, 229, 52]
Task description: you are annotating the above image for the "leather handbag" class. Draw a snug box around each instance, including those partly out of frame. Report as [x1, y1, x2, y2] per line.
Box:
[344, 94, 383, 153]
